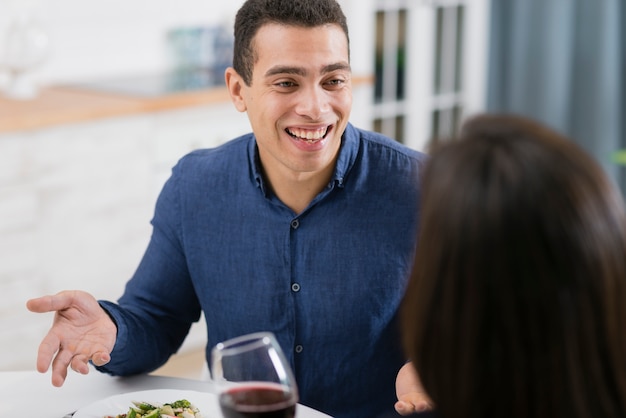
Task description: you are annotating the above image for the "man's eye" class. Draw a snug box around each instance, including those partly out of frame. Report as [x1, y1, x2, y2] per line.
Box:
[326, 79, 345, 87]
[276, 81, 296, 88]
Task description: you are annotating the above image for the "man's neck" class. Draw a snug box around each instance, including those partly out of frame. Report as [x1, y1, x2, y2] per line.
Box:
[262, 164, 335, 214]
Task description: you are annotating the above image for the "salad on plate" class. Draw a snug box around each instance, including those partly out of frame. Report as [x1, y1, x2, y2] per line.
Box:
[104, 398, 202, 418]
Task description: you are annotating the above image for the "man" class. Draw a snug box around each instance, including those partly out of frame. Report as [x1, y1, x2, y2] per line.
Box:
[27, 1, 428, 416]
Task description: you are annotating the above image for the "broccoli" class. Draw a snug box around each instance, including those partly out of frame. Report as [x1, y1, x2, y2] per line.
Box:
[168, 399, 192, 409]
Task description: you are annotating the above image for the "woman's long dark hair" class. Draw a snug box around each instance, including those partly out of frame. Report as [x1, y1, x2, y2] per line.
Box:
[402, 114, 626, 418]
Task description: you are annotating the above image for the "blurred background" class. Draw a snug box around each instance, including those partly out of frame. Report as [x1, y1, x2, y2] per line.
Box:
[0, 0, 624, 374]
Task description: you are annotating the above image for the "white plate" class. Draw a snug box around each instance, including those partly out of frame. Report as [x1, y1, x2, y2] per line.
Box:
[73, 389, 223, 417]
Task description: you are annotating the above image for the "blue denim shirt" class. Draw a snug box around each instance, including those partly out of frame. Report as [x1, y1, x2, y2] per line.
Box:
[98, 123, 426, 418]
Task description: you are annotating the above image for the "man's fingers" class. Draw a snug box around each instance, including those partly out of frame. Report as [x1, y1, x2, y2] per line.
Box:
[26, 296, 53, 313]
[26, 291, 75, 314]
[51, 369, 68, 387]
[90, 351, 111, 367]
[27, 290, 113, 387]
[35, 334, 61, 373]
[70, 355, 91, 374]
[46, 342, 111, 383]
[50, 350, 72, 387]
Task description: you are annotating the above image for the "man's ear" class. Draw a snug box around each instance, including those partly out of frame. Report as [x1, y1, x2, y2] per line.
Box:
[225, 67, 247, 112]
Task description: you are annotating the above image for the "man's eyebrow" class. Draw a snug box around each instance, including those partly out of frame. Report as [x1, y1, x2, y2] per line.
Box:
[322, 62, 351, 73]
[264, 62, 351, 78]
[265, 66, 307, 78]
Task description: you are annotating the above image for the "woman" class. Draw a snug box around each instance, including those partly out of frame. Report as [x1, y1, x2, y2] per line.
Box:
[398, 114, 626, 418]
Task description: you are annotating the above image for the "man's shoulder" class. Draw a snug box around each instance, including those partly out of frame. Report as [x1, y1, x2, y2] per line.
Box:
[349, 125, 426, 162]
[176, 133, 254, 169]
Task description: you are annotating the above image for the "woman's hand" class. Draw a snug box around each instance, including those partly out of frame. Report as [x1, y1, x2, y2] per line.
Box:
[395, 361, 434, 415]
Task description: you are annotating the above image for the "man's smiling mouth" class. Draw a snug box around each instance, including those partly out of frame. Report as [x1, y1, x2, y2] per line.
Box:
[286, 126, 331, 143]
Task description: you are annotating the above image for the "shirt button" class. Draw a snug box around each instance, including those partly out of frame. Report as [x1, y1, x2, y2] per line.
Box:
[290, 219, 300, 229]
[295, 345, 303, 354]
[291, 283, 301, 292]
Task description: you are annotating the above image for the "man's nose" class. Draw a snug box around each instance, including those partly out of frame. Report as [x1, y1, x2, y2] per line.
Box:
[295, 86, 329, 119]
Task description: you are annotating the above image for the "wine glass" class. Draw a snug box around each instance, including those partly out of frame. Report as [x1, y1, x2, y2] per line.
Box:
[211, 332, 298, 418]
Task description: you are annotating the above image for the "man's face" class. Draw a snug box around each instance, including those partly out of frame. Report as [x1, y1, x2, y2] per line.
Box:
[231, 23, 352, 182]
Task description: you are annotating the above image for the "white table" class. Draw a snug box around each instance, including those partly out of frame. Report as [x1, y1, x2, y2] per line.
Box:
[1, 369, 331, 417]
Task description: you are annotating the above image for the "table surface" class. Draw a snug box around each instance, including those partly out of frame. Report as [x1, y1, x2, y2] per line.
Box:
[1, 369, 331, 418]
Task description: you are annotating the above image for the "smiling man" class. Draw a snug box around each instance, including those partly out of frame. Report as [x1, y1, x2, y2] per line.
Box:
[226, 22, 352, 214]
[27, 1, 428, 417]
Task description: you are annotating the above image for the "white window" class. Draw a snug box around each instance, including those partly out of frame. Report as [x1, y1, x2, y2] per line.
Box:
[371, 0, 490, 151]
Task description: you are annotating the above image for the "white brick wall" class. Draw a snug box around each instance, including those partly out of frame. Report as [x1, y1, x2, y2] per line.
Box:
[0, 103, 250, 371]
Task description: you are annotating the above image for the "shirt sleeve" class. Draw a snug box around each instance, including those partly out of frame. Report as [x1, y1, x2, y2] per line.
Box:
[95, 158, 202, 376]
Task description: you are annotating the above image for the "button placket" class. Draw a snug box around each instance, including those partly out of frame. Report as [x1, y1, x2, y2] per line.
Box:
[289, 217, 303, 356]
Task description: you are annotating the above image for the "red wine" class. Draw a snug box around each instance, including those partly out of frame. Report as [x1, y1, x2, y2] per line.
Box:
[219, 385, 297, 418]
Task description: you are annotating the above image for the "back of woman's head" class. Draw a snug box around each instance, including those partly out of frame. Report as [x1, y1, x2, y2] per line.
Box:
[402, 114, 626, 418]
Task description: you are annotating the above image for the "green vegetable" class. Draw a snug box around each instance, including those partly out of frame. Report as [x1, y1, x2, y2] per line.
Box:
[134, 402, 156, 411]
[105, 398, 201, 418]
[161, 405, 175, 415]
[142, 409, 160, 418]
[169, 399, 192, 409]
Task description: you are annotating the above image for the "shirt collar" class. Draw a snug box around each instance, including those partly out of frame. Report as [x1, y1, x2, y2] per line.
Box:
[332, 123, 359, 188]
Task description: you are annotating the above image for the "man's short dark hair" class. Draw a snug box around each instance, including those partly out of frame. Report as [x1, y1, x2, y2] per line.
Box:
[233, 0, 350, 85]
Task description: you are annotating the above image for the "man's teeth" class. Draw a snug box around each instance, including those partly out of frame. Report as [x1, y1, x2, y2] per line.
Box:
[288, 127, 328, 141]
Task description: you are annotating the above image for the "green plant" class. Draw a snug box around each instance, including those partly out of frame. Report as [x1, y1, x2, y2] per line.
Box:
[612, 149, 626, 165]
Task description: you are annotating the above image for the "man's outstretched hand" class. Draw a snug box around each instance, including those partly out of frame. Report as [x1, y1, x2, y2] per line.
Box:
[26, 290, 117, 387]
